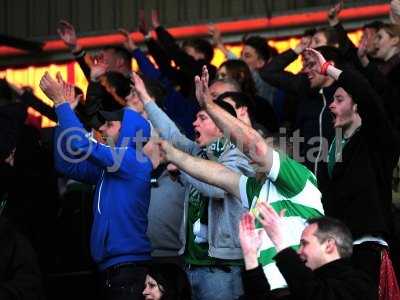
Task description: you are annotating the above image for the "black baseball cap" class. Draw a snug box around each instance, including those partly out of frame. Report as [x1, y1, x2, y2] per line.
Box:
[97, 109, 124, 123]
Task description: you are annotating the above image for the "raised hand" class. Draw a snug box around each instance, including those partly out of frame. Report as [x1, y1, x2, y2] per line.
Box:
[239, 213, 262, 270]
[57, 20, 80, 52]
[195, 65, 213, 108]
[304, 48, 327, 73]
[55, 72, 78, 109]
[151, 9, 160, 29]
[208, 24, 222, 45]
[138, 9, 149, 36]
[257, 202, 288, 252]
[327, 1, 343, 26]
[131, 72, 153, 103]
[357, 31, 370, 67]
[39, 72, 66, 105]
[118, 28, 137, 51]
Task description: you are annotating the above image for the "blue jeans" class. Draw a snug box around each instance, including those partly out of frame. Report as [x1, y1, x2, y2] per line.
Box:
[186, 265, 244, 300]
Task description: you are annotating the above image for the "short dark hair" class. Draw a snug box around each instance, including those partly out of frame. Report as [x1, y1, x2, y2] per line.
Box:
[182, 38, 214, 63]
[102, 45, 132, 67]
[314, 27, 339, 46]
[307, 217, 353, 258]
[243, 35, 273, 62]
[139, 74, 167, 109]
[105, 72, 131, 99]
[303, 27, 317, 37]
[216, 91, 254, 110]
[214, 98, 237, 118]
[216, 91, 257, 126]
[363, 20, 384, 31]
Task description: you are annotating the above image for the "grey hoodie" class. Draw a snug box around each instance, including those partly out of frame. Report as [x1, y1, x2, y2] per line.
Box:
[144, 101, 255, 259]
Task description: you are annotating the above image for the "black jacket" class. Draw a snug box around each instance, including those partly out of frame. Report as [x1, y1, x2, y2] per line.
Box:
[241, 248, 375, 300]
[319, 68, 400, 240]
[73, 50, 124, 129]
[331, 22, 400, 129]
[153, 26, 216, 98]
[258, 49, 336, 175]
[362, 57, 400, 130]
[0, 218, 43, 300]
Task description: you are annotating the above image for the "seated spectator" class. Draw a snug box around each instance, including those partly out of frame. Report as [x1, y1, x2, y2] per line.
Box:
[143, 263, 191, 300]
[239, 209, 375, 300]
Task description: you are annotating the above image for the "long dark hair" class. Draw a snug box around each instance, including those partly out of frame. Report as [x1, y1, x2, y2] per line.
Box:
[219, 59, 257, 96]
[146, 263, 192, 300]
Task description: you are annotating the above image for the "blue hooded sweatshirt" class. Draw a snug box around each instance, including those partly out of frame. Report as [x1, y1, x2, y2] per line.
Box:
[53, 103, 152, 270]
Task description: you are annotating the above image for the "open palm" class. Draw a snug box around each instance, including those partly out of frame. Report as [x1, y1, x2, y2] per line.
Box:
[239, 213, 262, 257]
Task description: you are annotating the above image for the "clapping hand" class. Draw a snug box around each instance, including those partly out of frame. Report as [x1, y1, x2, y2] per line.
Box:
[257, 202, 288, 252]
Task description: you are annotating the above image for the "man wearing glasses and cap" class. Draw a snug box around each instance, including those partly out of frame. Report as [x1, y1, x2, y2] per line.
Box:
[40, 72, 154, 300]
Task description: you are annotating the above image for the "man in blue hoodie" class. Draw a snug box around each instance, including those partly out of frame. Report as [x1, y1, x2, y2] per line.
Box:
[39, 72, 153, 300]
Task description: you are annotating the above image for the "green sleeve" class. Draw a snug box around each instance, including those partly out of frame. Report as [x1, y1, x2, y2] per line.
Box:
[271, 151, 317, 198]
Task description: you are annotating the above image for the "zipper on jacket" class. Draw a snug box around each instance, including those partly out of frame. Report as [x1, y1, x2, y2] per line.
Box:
[315, 90, 327, 176]
[97, 170, 105, 214]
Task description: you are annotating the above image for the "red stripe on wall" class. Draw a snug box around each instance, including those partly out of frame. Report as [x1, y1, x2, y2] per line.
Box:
[0, 3, 389, 57]
[66, 61, 75, 85]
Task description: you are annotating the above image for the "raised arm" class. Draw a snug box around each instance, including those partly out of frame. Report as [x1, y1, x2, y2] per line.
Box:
[257, 39, 312, 95]
[152, 10, 207, 80]
[57, 20, 91, 80]
[307, 48, 397, 148]
[132, 73, 198, 154]
[327, 1, 354, 49]
[197, 66, 273, 173]
[208, 25, 237, 60]
[40, 72, 143, 175]
[239, 213, 271, 300]
[158, 140, 241, 198]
